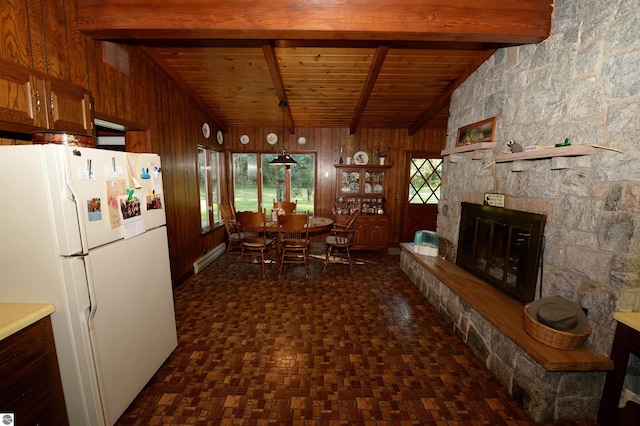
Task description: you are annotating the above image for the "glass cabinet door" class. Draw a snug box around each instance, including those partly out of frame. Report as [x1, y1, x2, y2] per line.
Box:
[339, 170, 360, 194]
[364, 171, 384, 195]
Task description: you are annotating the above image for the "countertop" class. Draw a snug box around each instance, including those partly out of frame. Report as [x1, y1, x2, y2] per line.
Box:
[0, 303, 55, 341]
[613, 312, 640, 333]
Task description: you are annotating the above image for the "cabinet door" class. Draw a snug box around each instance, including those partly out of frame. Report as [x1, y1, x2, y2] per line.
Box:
[352, 216, 388, 250]
[45, 79, 93, 134]
[0, 67, 47, 129]
[363, 170, 386, 196]
[337, 169, 362, 195]
[0, 317, 68, 425]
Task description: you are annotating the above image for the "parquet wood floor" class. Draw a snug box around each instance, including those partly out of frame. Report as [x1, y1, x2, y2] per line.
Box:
[116, 248, 597, 425]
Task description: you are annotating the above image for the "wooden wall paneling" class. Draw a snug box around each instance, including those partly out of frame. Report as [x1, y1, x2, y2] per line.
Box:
[115, 45, 131, 120]
[93, 43, 117, 116]
[386, 128, 406, 246]
[0, 0, 31, 67]
[169, 88, 189, 271]
[125, 130, 149, 153]
[41, 0, 69, 81]
[64, 0, 91, 89]
[170, 84, 202, 279]
[155, 73, 183, 279]
[110, 52, 126, 120]
[131, 49, 153, 133]
[26, 0, 46, 73]
[86, 40, 99, 106]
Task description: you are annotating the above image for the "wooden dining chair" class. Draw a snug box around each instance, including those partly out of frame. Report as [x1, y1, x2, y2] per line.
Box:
[324, 211, 359, 270]
[219, 203, 242, 260]
[235, 210, 273, 278]
[273, 200, 297, 215]
[276, 212, 310, 278]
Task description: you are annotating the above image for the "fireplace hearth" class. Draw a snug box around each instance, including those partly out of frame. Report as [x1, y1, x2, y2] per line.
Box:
[456, 202, 546, 304]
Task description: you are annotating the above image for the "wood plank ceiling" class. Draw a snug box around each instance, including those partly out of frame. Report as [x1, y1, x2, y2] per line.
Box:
[76, 0, 554, 134]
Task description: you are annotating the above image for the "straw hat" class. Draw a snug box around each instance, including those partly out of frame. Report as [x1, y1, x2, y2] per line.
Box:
[526, 296, 589, 334]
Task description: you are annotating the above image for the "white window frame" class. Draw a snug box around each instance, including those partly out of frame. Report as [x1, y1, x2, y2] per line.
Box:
[198, 145, 222, 232]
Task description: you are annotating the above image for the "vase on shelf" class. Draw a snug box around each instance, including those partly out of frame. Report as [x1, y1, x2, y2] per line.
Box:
[379, 156, 386, 165]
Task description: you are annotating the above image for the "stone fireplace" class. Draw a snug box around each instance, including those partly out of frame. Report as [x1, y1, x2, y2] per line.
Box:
[437, 0, 640, 358]
[400, 0, 640, 421]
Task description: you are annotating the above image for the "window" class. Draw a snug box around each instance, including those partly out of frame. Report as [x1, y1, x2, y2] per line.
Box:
[408, 158, 442, 204]
[198, 146, 221, 231]
[232, 152, 315, 213]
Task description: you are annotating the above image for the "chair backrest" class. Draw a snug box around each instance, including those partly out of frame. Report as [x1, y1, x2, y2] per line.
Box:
[235, 210, 267, 241]
[277, 212, 309, 241]
[342, 210, 360, 230]
[330, 211, 359, 245]
[273, 200, 297, 214]
[220, 202, 234, 221]
[219, 203, 236, 236]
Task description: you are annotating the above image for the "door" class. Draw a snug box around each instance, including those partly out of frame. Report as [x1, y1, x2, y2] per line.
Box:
[87, 226, 177, 425]
[59, 145, 129, 250]
[401, 152, 443, 242]
[130, 152, 167, 230]
[0, 66, 47, 128]
[45, 78, 94, 134]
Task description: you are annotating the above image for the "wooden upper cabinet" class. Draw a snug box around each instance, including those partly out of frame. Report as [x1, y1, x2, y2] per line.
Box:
[0, 66, 46, 129]
[45, 78, 93, 134]
[0, 59, 93, 135]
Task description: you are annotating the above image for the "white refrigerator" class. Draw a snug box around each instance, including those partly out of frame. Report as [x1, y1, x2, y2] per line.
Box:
[0, 144, 178, 425]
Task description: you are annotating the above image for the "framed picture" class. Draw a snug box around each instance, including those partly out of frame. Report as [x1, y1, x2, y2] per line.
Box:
[456, 117, 497, 146]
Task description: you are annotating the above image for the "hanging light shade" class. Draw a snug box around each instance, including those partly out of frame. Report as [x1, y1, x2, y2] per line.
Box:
[270, 100, 298, 166]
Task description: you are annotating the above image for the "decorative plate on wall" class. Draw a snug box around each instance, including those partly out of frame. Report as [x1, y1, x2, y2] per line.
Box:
[266, 133, 278, 145]
[240, 134, 250, 145]
[216, 130, 224, 144]
[298, 136, 307, 145]
[201, 122, 211, 139]
[353, 151, 369, 165]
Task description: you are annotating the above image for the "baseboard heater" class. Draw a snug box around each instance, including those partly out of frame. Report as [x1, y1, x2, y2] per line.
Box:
[193, 243, 226, 274]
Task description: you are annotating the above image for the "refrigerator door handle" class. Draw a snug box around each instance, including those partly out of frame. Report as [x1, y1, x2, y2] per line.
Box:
[62, 146, 90, 253]
[82, 254, 110, 424]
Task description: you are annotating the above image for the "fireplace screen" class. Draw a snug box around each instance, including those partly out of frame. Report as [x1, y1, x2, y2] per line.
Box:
[456, 202, 546, 304]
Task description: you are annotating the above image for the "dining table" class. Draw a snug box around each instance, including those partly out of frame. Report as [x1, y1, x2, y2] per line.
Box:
[231, 216, 334, 234]
[265, 216, 333, 233]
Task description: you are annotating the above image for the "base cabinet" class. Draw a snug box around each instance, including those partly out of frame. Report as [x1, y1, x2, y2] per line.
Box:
[0, 316, 68, 425]
[335, 214, 389, 250]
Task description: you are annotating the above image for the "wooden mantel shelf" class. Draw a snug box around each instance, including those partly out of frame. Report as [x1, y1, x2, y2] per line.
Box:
[441, 142, 497, 156]
[496, 145, 596, 162]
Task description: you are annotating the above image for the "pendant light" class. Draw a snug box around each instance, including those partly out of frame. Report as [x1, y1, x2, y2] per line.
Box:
[269, 100, 298, 166]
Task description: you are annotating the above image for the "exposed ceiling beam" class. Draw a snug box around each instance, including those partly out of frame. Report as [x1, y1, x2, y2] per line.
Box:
[409, 48, 497, 135]
[350, 45, 389, 135]
[262, 43, 294, 133]
[76, 0, 552, 45]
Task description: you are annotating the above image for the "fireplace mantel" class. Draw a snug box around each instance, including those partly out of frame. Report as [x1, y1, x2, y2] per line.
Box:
[496, 144, 596, 162]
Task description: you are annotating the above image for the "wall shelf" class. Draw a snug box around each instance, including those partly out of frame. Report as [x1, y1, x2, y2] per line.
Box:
[495, 145, 595, 162]
[441, 142, 497, 156]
